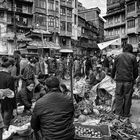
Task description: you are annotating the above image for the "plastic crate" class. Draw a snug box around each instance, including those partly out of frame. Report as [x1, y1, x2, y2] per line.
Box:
[74, 123, 111, 140]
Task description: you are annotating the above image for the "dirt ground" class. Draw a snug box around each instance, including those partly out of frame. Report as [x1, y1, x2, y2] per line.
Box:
[130, 99, 140, 132]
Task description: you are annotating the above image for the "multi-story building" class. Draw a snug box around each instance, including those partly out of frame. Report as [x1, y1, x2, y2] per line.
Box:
[104, 0, 126, 44]
[59, 0, 78, 51]
[125, 0, 140, 51]
[0, 0, 33, 54]
[104, 0, 140, 51]
[28, 0, 78, 55]
[78, 7, 104, 43]
[75, 15, 98, 56]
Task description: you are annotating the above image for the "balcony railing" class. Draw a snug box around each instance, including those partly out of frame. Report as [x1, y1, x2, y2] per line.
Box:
[127, 27, 137, 34]
[17, 0, 33, 3]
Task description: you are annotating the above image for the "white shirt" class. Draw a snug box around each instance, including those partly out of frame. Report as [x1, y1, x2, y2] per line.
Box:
[44, 62, 48, 74]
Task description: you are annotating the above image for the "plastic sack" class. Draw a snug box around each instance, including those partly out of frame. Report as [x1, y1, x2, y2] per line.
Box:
[91, 75, 116, 97]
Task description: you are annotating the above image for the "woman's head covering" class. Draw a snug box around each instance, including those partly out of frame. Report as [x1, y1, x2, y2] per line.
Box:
[46, 77, 60, 89]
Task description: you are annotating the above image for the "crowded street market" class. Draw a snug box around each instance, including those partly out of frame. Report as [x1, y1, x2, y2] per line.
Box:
[0, 43, 140, 140]
[0, 0, 140, 139]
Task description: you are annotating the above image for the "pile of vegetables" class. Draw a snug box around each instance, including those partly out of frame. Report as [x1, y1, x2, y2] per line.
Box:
[75, 125, 102, 138]
[11, 115, 31, 127]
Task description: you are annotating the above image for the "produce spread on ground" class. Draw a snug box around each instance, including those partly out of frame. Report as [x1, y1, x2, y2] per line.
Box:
[2, 76, 140, 140]
[73, 76, 140, 140]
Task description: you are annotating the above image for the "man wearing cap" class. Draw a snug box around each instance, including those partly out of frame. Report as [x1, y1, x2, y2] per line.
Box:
[31, 76, 75, 140]
[111, 44, 138, 118]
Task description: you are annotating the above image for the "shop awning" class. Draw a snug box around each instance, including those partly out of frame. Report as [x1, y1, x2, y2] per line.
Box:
[28, 41, 61, 50]
[59, 49, 73, 53]
[98, 38, 121, 50]
[3, 33, 32, 42]
[43, 41, 60, 50]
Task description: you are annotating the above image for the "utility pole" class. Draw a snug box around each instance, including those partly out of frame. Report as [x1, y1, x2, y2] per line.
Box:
[13, 0, 17, 50]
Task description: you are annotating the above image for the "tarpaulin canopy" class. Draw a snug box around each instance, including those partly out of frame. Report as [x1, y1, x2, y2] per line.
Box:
[59, 49, 73, 53]
[98, 38, 121, 50]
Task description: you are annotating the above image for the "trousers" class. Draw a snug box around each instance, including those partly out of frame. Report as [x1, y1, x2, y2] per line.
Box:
[2, 109, 13, 129]
[115, 81, 133, 117]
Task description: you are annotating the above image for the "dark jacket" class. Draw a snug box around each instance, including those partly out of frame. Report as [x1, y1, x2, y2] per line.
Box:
[111, 52, 138, 82]
[17, 88, 33, 110]
[0, 71, 16, 111]
[22, 64, 35, 81]
[103, 57, 109, 68]
[31, 90, 75, 140]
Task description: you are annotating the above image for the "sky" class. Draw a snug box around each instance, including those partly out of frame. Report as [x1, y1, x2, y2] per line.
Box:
[78, 0, 107, 16]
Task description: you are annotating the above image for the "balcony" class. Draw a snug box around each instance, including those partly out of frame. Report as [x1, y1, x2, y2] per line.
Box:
[60, 30, 72, 37]
[126, 11, 137, 19]
[7, 19, 32, 29]
[60, 1, 73, 8]
[48, 10, 55, 16]
[107, 3, 120, 9]
[67, 2, 73, 8]
[34, 7, 46, 14]
[104, 35, 120, 41]
[67, 17, 72, 22]
[60, 15, 67, 21]
[67, 31, 72, 37]
[16, 7, 33, 16]
[126, 27, 137, 35]
[104, 21, 125, 30]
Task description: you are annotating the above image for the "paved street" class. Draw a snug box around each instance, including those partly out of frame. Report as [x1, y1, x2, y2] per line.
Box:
[130, 100, 140, 132]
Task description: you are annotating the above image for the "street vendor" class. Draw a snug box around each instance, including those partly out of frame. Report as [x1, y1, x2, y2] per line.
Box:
[16, 80, 35, 113]
[31, 76, 75, 140]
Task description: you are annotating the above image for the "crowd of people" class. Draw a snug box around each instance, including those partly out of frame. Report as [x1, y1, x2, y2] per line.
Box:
[0, 43, 139, 140]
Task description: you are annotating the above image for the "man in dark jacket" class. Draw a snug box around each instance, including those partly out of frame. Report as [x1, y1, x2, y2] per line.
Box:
[111, 44, 138, 118]
[31, 77, 75, 140]
[0, 60, 16, 129]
